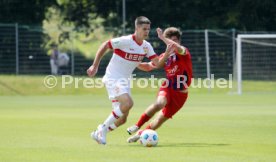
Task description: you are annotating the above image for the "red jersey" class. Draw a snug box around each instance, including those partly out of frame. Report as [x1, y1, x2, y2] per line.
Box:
[160, 48, 193, 90]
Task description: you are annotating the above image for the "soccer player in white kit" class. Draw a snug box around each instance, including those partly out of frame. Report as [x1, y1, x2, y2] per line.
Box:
[87, 16, 176, 145]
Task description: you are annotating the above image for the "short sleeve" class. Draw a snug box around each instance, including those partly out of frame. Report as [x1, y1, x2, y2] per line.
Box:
[108, 36, 129, 49]
[145, 43, 158, 60]
[151, 53, 164, 66]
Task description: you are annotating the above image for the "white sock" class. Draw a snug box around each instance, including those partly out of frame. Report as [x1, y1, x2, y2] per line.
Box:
[112, 100, 120, 109]
[107, 123, 118, 132]
[107, 101, 120, 132]
[103, 101, 123, 128]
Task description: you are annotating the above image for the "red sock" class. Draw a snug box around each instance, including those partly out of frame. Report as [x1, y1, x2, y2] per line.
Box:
[136, 113, 151, 128]
[138, 124, 152, 135]
[145, 124, 151, 130]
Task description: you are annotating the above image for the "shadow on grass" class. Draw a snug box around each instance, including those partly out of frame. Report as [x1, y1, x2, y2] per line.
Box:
[126, 142, 229, 148]
[157, 143, 230, 147]
[0, 80, 24, 95]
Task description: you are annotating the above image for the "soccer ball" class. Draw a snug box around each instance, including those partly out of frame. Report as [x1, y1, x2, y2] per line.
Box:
[139, 129, 158, 147]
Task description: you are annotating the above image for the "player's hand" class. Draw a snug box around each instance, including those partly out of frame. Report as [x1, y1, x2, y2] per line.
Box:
[164, 43, 176, 56]
[87, 65, 98, 77]
[156, 28, 164, 39]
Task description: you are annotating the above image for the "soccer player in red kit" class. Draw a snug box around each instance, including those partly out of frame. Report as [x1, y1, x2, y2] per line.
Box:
[127, 27, 193, 143]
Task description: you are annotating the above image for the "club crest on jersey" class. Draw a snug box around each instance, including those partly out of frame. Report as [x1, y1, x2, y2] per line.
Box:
[143, 47, 149, 53]
[166, 54, 177, 66]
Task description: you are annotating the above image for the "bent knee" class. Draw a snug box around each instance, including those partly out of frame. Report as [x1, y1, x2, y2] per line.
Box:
[127, 100, 134, 108]
[123, 100, 133, 109]
[121, 118, 127, 124]
[154, 101, 166, 110]
[117, 117, 127, 125]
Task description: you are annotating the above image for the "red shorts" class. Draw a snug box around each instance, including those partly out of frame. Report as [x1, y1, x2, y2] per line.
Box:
[158, 87, 188, 118]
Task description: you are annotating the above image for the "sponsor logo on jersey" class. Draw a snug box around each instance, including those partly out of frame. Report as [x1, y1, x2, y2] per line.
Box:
[168, 65, 179, 74]
[114, 49, 146, 62]
[125, 53, 145, 61]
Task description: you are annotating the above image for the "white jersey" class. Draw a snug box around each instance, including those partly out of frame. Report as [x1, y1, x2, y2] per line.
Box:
[104, 34, 157, 79]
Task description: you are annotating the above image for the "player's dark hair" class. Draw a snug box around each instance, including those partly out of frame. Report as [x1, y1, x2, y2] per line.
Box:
[163, 27, 182, 40]
[135, 16, 151, 27]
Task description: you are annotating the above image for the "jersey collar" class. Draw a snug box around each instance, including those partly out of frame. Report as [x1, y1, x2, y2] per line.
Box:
[132, 34, 143, 46]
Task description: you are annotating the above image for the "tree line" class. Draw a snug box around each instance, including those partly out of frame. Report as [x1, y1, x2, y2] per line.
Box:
[1, 0, 275, 31]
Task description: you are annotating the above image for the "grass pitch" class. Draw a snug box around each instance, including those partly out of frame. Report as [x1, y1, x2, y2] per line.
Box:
[0, 94, 276, 162]
[0, 75, 276, 162]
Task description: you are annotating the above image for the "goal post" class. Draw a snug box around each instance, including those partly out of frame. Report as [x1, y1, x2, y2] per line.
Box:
[236, 34, 276, 94]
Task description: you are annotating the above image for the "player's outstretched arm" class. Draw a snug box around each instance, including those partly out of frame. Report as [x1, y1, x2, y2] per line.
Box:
[87, 41, 110, 77]
[137, 62, 156, 72]
[156, 28, 186, 55]
[151, 43, 176, 68]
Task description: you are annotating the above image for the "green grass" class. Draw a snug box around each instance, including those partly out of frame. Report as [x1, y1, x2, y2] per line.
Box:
[0, 75, 276, 161]
[0, 75, 107, 96]
[1, 75, 276, 96]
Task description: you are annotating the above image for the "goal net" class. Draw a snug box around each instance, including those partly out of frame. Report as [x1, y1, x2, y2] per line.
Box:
[235, 34, 276, 94]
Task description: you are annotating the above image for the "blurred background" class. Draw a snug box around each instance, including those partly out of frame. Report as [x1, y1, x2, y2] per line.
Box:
[0, 0, 276, 94]
[1, 1, 276, 162]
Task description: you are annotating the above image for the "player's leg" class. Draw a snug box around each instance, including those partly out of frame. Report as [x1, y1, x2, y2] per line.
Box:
[116, 93, 134, 113]
[127, 92, 188, 143]
[146, 95, 167, 117]
[92, 79, 133, 145]
[92, 93, 132, 145]
[127, 92, 168, 135]
[145, 111, 168, 130]
[106, 84, 133, 132]
[102, 93, 133, 128]
[127, 112, 168, 143]
[143, 91, 188, 131]
[108, 111, 129, 132]
[106, 100, 120, 132]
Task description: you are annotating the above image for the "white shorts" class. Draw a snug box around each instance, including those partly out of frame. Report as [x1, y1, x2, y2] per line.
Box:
[102, 76, 131, 100]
